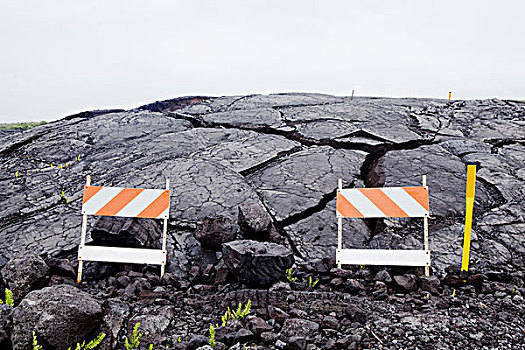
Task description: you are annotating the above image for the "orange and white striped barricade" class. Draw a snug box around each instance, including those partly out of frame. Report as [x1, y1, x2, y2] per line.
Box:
[77, 175, 170, 283]
[336, 176, 431, 276]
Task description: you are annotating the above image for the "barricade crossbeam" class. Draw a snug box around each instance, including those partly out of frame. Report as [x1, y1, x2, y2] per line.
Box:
[336, 176, 431, 275]
[77, 175, 170, 283]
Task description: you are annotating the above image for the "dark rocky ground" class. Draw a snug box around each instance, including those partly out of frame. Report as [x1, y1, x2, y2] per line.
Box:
[0, 93, 524, 349]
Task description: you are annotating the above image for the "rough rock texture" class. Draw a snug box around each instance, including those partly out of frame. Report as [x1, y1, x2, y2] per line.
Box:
[10, 284, 102, 350]
[280, 318, 319, 338]
[194, 216, 237, 251]
[223, 240, 294, 285]
[0, 304, 12, 347]
[89, 216, 162, 248]
[238, 201, 273, 241]
[1, 252, 49, 301]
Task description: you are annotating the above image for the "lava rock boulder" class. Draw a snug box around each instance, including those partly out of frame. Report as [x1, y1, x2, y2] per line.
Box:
[238, 201, 273, 241]
[0, 304, 12, 347]
[1, 252, 49, 301]
[195, 216, 237, 251]
[10, 284, 102, 350]
[222, 240, 294, 286]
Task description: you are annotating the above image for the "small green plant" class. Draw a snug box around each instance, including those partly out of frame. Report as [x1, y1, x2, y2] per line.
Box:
[452, 289, 456, 298]
[75, 155, 81, 162]
[209, 324, 216, 347]
[15, 170, 19, 178]
[67, 332, 106, 350]
[232, 299, 251, 321]
[308, 276, 319, 288]
[221, 308, 231, 326]
[177, 336, 182, 343]
[147, 345, 153, 350]
[60, 191, 65, 198]
[26, 155, 31, 159]
[0, 288, 14, 306]
[124, 322, 143, 350]
[286, 268, 297, 282]
[359, 264, 366, 269]
[32, 331, 42, 350]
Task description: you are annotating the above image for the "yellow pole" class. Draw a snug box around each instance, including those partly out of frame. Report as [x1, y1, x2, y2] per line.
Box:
[461, 164, 477, 275]
[448, 91, 452, 100]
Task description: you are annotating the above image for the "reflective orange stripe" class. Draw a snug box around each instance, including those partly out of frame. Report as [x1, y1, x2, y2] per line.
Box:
[137, 190, 170, 218]
[82, 186, 103, 204]
[95, 188, 144, 216]
[359, 188, 409, 217]
[403, 187, 429, 212]
[336, 192, 364, 218]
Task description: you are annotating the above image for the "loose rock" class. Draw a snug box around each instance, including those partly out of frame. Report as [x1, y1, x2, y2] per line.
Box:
[1, 252, 49, 301]
[223, 240, 294, 285]
[10, 285, 102, 350]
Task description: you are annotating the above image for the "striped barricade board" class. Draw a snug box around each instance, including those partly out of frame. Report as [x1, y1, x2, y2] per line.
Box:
[336, 187, 429, 218]
[77, 176, 170, 283]
[336, 177, 431, 275]
[82, 186, 170, 219]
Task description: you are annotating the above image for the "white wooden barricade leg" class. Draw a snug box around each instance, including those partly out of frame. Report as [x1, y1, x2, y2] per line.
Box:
[422, 175, 430, 276]
[337, 178, 343, 269]
[77, 175, 91, 283]
[160, 178, 169, 277]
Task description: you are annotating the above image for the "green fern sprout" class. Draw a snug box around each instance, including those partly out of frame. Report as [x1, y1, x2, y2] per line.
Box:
[65, 196, 70, 204]
[15, 170, 19, 178]
[124, 322, 143, 350]
[232, 299, 251, 321]
[33, 331, 43, 350]
[148, 345, 153, 350]
[67, 332, 106, 350]
[177, 336, 181, 343]
[26, 155, 31, 159]
[209, 324, 216, 347]
[60, 191, 65, 198]
[308, 276, 319, 288]
[286, 268, 297, 282]
[359, 264, 365, 269]
[5, 289, 14, 306]
[221, 308, 233, 326]
[0, 288, 14, 306]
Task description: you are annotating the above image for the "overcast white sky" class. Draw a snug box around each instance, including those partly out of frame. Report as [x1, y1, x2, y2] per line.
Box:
[1, 0, 524, 122]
